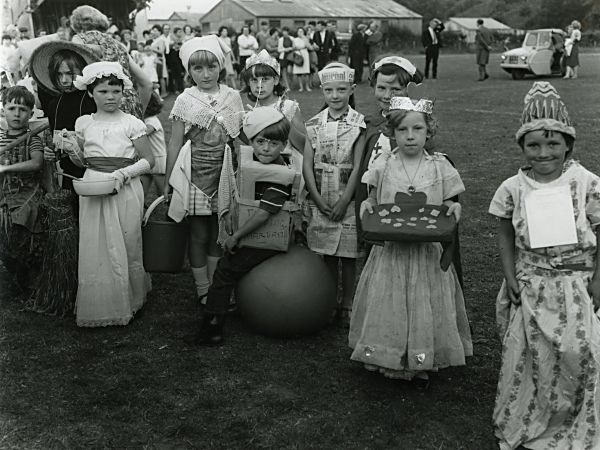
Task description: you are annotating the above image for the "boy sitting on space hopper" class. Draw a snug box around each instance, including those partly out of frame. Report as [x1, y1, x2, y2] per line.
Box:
[187, 107, 301, 346]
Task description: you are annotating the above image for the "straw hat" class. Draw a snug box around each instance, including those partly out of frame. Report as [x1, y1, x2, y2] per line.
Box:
[29, 41, 100, 95]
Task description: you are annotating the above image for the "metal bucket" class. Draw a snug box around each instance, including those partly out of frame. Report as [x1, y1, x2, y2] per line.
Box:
[142, 196, 189, 273]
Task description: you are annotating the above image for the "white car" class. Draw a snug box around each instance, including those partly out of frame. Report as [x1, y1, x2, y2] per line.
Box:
[500, 29, 566, 80]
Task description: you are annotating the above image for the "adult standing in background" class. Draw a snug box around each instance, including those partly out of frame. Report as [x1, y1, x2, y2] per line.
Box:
[327, 21, 341, 63]
[422, 18, 444, 79]
[256, 21, 270, 51]
[265, 28, 280, 60]
[237, 25, 258, 69]
[182, 25, 194, 42]
[149, 24, 168, 97]
[475, 19, 492, 81]
[70, 5, 152, 117]
[278, 26, 294, 88]
[365, 22, 383, 68]
[564, 20, 582, 79]
[292, 27, 313, 92]
[167, 27, 185, 94]
[121, 29, 137, 54]
[218, 26, 238, 89]
[312, 20, 335, 70]
[348, 24, 367, 83]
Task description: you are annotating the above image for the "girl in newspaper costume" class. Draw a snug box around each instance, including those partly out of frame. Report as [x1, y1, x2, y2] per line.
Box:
[303, 62, 365, 323]
[490, 82, 600, 449]
[164, 36, 243, 302]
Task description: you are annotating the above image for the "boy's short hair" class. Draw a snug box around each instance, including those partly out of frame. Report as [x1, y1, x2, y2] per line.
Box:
[253, 118, 291, 143]
[2, 85, 35, 109]
[384, 109, 437, 140]
[518, 129, 575, 157]
[86, 74, 124, 94]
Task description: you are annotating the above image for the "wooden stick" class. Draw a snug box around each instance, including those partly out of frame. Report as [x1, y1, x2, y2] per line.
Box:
[2, 123, 50, 152]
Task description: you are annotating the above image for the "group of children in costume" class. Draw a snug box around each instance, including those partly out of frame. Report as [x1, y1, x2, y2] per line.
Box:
[1, 32, 599, 449]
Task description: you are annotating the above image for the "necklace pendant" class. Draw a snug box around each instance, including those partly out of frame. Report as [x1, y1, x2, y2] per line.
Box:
[408, 185, 416, 194]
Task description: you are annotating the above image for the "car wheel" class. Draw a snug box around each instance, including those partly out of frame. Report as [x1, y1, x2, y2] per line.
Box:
[511, 70, 525, 80]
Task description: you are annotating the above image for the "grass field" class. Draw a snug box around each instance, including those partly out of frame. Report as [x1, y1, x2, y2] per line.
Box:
[1, 53, 600, 449]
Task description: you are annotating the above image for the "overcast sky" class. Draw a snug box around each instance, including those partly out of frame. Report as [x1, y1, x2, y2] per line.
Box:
[146, 0, 221, 19]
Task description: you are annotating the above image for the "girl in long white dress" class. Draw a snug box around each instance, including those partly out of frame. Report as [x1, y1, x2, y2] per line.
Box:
[349, 96, 472, 383]
[69, 62, 155, 327]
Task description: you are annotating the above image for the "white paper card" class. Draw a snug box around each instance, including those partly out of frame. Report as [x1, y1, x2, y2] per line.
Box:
[525, 185, 578, 249]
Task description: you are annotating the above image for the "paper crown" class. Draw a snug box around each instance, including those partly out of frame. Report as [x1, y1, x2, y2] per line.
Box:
[318, 62, 354, 84]
[73, 61, 133, 90]
[243, 106, 285, 140]
[373, 56, 417, 76]
[389, 96, 434, 114]
[515, 81, 575, 141]
[245, 49, 280, 76]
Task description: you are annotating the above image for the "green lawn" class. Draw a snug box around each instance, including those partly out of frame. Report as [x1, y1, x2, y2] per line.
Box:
[1, 53, 600, 449]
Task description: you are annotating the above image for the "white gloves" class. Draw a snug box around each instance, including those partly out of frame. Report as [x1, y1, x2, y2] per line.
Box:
[110, 158, 151, 192]
[53, 129, 84, 163]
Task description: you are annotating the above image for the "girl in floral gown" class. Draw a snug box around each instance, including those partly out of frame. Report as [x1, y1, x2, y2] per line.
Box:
[490, 81, 600, 449]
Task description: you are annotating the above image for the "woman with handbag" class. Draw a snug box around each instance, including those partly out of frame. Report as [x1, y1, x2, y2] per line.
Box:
[278, 27, 294, 89]
[292, 27, 312, 92]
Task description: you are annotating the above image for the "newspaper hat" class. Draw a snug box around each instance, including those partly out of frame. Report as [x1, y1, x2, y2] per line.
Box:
[73, 61, 133, 90]
[515, 81, 575, 141]
[243, 106, 285, 140]
[388, 82, 434, 114]
[179, 35, 230, 72]
[29, 40, 100, 95]
[318, 62, 354, 85]
[245, 49, 280, 76]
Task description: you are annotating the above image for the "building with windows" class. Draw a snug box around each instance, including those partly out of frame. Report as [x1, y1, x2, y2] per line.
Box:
[199, 0, 421, 36]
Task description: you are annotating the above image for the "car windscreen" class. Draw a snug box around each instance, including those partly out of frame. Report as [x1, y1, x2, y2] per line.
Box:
[524, 33, 538, 46]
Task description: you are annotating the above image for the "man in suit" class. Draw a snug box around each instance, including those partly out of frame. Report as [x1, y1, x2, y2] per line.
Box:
[365, 22, 383, 68]
[348, 24, 368, 83]
[422, 18, 444, 79]
[475, 19, 493, 81]
[312, 20, 335, 69]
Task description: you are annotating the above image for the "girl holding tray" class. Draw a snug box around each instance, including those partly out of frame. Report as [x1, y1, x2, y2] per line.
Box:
[349, 94, 472, 384]
[490, 82, 600, 449]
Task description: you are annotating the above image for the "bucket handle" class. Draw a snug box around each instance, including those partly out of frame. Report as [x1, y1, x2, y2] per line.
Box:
[143, 195, 165, 226]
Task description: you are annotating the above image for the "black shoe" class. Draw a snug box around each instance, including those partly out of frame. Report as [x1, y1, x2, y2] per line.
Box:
[183, 314, 225, 346]
[484, 73, 489, 80]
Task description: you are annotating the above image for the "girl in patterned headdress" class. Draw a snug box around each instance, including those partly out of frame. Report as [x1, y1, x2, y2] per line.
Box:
[490, 81, 600, 449]
[303, 62, 365, 324]
[164, 36, 243, 305]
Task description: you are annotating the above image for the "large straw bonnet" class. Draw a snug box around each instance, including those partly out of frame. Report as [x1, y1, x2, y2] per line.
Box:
[29, 41, 100, 95]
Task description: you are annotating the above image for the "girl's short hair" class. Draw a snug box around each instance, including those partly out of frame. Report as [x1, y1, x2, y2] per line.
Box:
[70, 5, 109, 33]
[218, 26, 228, 36]
[369, 61, 424, 88]
[48, 49, 87, 89]
[296, 27, 305, 36]
[2, 85, 35, 109]
[384, 109, 438, 140]
[571, 20, 581, 29]
[86, 74, 124, 94]
[185, 50, 226, 85]
[252, 117, 291, 142]
[240, 64, 285, 100]
[183, 25, 192, 33]
[517, 129, 575, 158]
[144, 91, 163, 117]
[269, 28, 278, 36]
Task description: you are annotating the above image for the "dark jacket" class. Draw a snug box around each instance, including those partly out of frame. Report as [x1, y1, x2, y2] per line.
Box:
[421, 23, 444, 48]
[348, 31, 367, 62]
[312, 30, 336, 68]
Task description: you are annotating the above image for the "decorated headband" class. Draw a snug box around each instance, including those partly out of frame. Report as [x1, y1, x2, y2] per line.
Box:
[73, 61, 133, 90]
[373, 56, 417, 76]
[245, 49, 280, 76]
[318, 62, 354, 84]
[389, 96, 434, 114]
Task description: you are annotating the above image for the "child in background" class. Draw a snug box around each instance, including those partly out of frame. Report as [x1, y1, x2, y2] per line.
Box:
[140, 43, 159, 95]
[490, 82, 600, 449]
[67, 62, 155, 327]
[303, 62, 365, 324]
[140, 92, 166, 201]
[187, 107, 294, 345]
[350, 95, 471, 384]
[164, 36, 243, 305]
[0, 86, 45, 291]
[240, 49, 306, 155]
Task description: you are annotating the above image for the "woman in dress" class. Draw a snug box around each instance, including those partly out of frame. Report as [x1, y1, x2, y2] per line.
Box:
[292, 27, 312, 92]
[218, 26, 238, 89]
[69, 5, 152, 118]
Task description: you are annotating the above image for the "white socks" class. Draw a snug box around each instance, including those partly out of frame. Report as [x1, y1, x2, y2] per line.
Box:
[191, 266, 209, 298]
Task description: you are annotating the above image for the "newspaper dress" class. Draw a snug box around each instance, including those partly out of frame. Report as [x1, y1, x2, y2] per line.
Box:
[304, 107, 365, 258]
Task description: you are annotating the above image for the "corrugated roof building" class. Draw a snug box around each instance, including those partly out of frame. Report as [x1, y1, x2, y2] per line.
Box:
[444, 17, 514, 44]
[199, 0, 422, 35]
